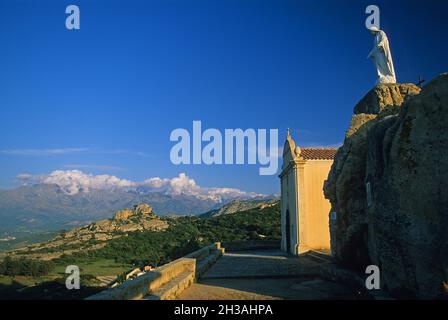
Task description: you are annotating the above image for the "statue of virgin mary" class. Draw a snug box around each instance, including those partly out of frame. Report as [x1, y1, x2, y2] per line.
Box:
[367, 27, 397, 84]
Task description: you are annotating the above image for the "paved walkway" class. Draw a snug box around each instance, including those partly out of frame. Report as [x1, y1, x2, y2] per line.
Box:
[178, 250, 357, 300]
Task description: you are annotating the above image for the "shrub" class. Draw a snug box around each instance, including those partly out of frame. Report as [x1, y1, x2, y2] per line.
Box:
[0, 256, 54, 277]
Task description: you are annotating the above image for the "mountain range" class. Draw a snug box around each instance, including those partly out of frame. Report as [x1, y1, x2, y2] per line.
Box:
[0, 182, 277, 234]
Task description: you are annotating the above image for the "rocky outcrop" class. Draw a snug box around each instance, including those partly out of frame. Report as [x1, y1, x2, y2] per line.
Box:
[81, 205, 163, 236]
[114, 204, 153, 220]
[353, 83, 421, 115]
[324, 83, 420, 269]
[134, 203, 153, 216]
[113, 209, 133, 221]
[324, 75, 448, 298]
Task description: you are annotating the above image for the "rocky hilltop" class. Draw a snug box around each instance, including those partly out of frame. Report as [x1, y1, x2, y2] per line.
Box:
[324, 73, 448, 298]
[61, 204, 168, 239]
[10, 204, 168, 260]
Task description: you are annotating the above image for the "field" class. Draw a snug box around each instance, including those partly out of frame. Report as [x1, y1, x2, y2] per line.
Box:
[0, 258, 132, 299]
[52, 258, 132, 277]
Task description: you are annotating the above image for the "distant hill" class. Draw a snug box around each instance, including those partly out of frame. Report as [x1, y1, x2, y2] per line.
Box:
[200, 199, 279, 218]
[5, 204, 169, 261]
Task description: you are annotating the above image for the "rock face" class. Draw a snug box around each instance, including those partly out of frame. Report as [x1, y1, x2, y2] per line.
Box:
[134, 203, 153, 216]
[324, 83, 420, 270]
[114, 204, 153, 220]
[324, 75, 448, 298]
[113, 209, 133, 221]
[353, 83, 421, 115]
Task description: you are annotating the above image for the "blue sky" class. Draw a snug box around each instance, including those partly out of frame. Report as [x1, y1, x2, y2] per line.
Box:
[0, 0, 447, 194]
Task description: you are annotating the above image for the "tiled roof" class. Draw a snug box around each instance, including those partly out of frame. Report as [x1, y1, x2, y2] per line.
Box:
[300, 148, 338, 160]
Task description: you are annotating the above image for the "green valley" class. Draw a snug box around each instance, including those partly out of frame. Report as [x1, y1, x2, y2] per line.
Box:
[0, 200, 280, 299]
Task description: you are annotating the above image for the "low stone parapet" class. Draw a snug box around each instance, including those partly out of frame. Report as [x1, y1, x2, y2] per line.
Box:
[86, 242, 223, 300]
[86, 258, 195, 300]
[185, 242, 224, 277]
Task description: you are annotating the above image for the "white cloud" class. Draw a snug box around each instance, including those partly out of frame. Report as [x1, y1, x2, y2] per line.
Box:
[142, 177, 168, 189]
[16, 173, 37, 183]
[167, 173, 199, 194]
[140, 173, 266, 201]
[142, 173, 198, 194]
[15, 170, 268, 202]
[17, 170, 135, 195]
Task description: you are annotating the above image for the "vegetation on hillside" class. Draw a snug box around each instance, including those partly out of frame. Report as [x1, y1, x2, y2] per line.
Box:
[54, 202, 280, 268]
[0, 202, 280, 299]
[0, 256, 54, 277]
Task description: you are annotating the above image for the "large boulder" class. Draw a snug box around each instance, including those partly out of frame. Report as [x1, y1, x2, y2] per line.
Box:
[114, 208, 134, 221]
[113, 203, 154, 220]
[133, 204, 153, 216]
[353, 83, 420, 115]
[324, 114, 376, 268]
[324, 83, 420, 269]
[366, 73, 448, 298]
[325, 74, 448, 298]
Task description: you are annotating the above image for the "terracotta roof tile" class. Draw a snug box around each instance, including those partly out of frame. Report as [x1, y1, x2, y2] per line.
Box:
[300, 148, 338, 160]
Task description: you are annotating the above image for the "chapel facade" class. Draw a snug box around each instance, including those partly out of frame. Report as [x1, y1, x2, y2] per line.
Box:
[279, 130, 337, 255]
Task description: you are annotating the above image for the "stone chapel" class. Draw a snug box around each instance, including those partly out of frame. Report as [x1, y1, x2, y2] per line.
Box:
[279, 130, 337, 255]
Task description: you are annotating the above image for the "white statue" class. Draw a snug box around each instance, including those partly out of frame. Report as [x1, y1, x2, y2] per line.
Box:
[367, 27, 396, 84]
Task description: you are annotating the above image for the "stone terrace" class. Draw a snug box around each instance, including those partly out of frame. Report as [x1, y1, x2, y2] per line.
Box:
[178, 250, 357, 300]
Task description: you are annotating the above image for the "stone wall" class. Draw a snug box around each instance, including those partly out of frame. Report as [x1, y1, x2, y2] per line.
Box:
[86, 242, 223, 300]
[185, 242, 225, 277]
